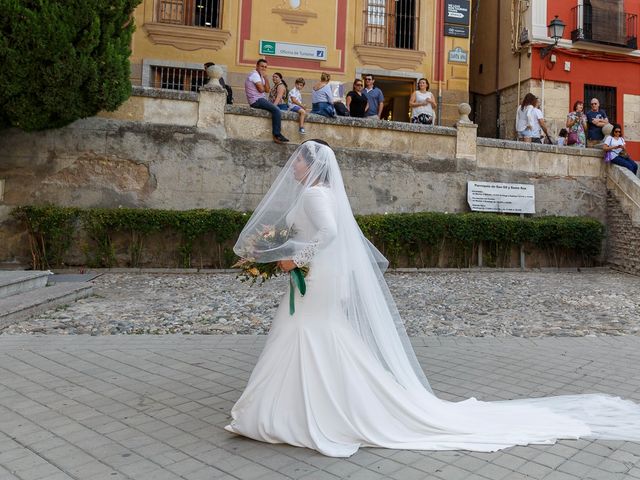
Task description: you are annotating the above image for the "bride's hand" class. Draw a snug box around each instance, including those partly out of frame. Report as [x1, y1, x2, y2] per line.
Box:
[278, 259, 296, 272]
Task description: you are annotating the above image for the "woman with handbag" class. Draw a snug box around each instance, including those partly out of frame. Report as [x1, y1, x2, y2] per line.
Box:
[566, 101, 587, 147]
[603, 124, 638, 175]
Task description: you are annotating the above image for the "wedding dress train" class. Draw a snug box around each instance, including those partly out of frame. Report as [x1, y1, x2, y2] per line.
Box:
[226, 142, 640, 457]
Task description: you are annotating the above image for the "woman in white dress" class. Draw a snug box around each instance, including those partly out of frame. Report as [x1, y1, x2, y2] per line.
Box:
[409, 78, 436, 125]
[226, 140, 640, 457]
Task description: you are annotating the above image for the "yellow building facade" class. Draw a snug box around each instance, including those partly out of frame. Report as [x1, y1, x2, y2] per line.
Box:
[130, 0, 471, 125]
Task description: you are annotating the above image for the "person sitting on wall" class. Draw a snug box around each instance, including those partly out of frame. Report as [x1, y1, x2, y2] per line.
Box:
[603, 124, 638, 175]
[288, 77, 308, 135]
[244, 59, 289, 144]
[311, 72, 337, 118]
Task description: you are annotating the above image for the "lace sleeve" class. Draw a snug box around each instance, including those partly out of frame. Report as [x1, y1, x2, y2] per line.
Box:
[293, 240, 318, 268]
[292, 188, 337, 267]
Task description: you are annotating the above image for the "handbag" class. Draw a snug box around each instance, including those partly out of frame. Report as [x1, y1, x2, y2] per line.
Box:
[567, 131, 579, 145]
[604, 150, 614, 163]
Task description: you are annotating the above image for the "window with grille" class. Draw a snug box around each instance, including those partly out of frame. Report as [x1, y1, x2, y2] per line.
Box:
[151, 65, 208, 92]
[157, 0, 222, 28]
[363, 0, 418, 50]
[584, 84, 616, 124]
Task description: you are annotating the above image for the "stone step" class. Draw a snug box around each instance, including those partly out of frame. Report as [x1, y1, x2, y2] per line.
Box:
[0, 271, 52, 299]
[0, 282, 93, 329]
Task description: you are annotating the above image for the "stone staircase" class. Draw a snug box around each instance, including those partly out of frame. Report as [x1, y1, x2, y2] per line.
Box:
[0, 271, 94, 329]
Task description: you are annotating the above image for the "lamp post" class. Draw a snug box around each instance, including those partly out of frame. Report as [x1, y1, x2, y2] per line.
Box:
[540, 16, 566, 58]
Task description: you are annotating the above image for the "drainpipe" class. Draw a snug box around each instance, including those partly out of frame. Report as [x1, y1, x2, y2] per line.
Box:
[495, 0, 501, 138]
[436, 0, 444, 125]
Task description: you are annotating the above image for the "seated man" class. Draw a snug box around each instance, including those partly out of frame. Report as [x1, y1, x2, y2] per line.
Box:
[244, 59, 289, 144]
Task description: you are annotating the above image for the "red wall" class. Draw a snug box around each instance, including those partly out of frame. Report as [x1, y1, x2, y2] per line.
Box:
[533, 0, 640, 158]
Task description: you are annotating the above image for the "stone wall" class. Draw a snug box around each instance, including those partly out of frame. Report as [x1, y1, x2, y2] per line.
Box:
[605, 164, 640, 275]
[0, 87, 615, 267]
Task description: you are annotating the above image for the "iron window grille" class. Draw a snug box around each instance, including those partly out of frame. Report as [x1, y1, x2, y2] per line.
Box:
[363, 0, 419, 50]
[157, 0, 222, 29]
[151, 65, 208, 92]
[584, 84, 617, 125]
[571, 1, 637, 49]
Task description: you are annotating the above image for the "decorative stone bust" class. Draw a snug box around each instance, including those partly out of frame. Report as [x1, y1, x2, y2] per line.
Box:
[602, 123, 614, 137]
[457, 103, 472, 124]
[204, 64, 224, 89]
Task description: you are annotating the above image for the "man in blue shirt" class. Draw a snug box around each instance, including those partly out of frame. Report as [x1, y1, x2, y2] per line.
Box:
[363, 74, 384, 119]
[585, 98, 608, 147]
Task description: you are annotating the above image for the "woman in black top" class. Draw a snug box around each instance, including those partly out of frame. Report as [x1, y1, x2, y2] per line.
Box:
[346, 79, 369, 118]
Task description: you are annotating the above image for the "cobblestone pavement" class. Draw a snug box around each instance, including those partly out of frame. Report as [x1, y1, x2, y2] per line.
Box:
[1, 335, 640, 480]
[3, 270, 640, 337]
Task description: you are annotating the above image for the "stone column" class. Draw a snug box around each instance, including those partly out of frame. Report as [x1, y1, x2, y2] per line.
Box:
[197, 64, 227, 136]
[455, 103, 477, 161]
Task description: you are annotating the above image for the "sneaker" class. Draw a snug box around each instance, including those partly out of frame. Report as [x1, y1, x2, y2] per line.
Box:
[299, 127, 306, 135]
[273, 135, 284, 144]
[277, 134, 289, 143]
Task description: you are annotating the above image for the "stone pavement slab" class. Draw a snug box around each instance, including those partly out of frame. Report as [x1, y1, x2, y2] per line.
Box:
[0, 335, 640, 479]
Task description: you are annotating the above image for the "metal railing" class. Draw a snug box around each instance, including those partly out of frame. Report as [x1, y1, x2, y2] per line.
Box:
[151, 66, 208, 92]
[157, 0, 222, 29]
[571, 4, 637, 49]
[362, 0, 419, 50]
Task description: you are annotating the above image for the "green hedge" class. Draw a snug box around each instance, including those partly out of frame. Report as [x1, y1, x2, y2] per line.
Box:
[11, 206, 605, 270]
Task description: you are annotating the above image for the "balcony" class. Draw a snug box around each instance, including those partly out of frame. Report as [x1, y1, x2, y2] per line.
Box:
[143, 0, 230, 51]
[571, 4, 637, 50]
[354, 1, 425, 70]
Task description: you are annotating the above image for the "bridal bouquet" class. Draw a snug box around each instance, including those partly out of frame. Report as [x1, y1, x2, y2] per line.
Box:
[233, 225, 309, 314]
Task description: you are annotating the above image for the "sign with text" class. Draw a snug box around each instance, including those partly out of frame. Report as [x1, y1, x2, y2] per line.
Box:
[444, 25, 469, 38]
[260, 40, 327, 60]
[445, 0, 470, 25]
[467, 181, 535, 214]
[448, 47, 468, 63]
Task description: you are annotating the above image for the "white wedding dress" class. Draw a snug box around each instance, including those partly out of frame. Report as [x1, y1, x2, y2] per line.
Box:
[225, 184, 640, 457]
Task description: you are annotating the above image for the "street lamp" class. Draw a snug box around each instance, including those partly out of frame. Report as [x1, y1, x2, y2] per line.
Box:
[540, 16, 566, 58]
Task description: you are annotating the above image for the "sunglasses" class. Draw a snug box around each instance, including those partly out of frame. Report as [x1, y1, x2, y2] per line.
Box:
[591, 102, 598, 105]
[614, 130, 621, 133]
[355, 83, 363, 86]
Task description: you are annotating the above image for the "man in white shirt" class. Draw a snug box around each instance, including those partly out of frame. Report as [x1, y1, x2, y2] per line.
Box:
[244, 59, 289, 144]
[531, 98, 551, 144]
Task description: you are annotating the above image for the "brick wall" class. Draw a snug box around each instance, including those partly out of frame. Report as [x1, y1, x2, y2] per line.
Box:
[606, 190, 640, 275]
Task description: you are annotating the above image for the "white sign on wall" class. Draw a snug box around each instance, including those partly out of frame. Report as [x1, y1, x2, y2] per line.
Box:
[467, 181, 535, 214]
[260, 40, 327, 60]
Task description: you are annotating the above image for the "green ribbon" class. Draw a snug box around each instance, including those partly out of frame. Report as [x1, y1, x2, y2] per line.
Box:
[289, 267, 307, 315]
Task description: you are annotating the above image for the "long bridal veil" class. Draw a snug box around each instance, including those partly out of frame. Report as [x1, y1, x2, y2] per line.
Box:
[233, 140, 640, 449]
[234, 140, 434, 393]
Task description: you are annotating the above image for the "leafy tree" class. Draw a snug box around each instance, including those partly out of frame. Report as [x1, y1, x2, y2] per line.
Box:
[0, 0, 141, 130]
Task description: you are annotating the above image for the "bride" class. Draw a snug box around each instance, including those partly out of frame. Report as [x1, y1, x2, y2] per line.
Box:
[225, 140, 640, 457]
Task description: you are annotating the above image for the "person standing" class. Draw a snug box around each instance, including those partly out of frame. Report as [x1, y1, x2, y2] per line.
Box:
[586, 98, 608, 147]
[345, 79, 369, 118]
[409, 78, 437, 125]
[565, 101, 587, 147]
[226, 140, 640, 458]
[531, 98, 551, 144]
[244, 59, 289, 144]
[363, 74, 384, 119]
[515, 93, 537, 142]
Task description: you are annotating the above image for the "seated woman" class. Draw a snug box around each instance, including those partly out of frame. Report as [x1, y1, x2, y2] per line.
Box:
[603, 124, 638, 175]
[311, 73, 336, 118]
[345, 79, 369, 118]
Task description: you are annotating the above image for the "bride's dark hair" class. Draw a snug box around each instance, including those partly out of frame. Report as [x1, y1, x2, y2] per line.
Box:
[302, 138, 330, 148]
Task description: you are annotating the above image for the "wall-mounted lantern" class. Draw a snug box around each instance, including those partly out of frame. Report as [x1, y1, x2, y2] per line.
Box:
[540, 16, 566, 58]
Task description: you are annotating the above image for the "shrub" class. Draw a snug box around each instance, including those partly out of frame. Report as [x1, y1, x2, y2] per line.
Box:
[0, 0, 141, 130]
